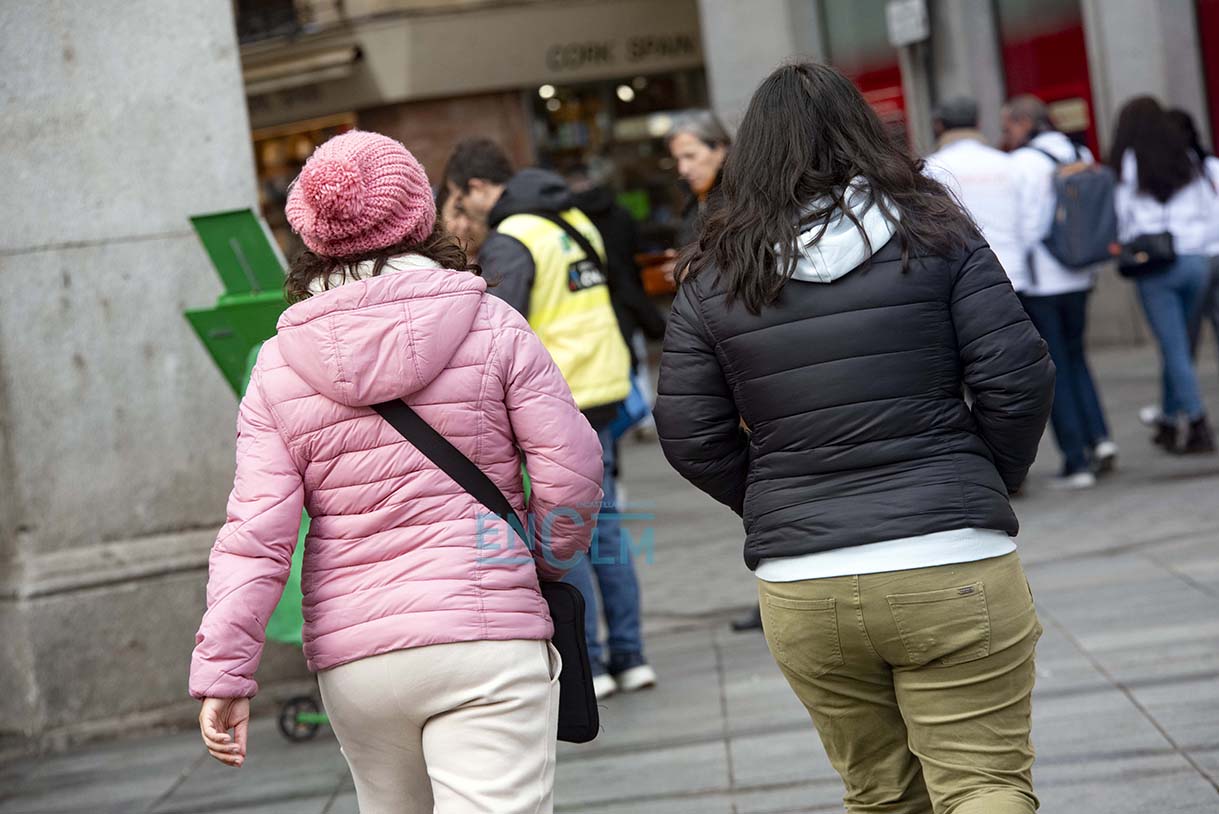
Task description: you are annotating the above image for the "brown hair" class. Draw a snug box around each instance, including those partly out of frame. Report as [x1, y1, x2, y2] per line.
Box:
[284, 224, 480, 303]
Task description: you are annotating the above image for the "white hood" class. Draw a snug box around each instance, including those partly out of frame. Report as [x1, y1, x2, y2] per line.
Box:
[790, 179, 898, 283]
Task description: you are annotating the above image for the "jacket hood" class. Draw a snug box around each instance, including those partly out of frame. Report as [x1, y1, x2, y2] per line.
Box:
[488, 169, 574, 227]
[571, 185, 616, 217]
[275, 261, 487, 407]
[790, 179, 898, 283]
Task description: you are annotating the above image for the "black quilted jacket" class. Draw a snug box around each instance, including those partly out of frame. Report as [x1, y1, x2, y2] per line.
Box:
[654, 236, 1054, 569]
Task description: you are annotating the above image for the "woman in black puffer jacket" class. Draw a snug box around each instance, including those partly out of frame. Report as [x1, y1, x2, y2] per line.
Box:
[654, 63, 1054, 814]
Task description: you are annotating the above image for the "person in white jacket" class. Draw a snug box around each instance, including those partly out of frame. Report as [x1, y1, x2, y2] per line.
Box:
[1002, 94, 1117, 488]
[926, 97, 1029, 290]
[1168, 108, 1219, 365]
[1110, 97, 1218, 454]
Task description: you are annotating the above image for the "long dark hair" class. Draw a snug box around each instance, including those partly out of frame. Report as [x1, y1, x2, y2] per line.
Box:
[680, 62, 978, 314]
[1166, 108, 1211, 164]
[284, 224, 479, 304]
[1108, 96, 1199, 204]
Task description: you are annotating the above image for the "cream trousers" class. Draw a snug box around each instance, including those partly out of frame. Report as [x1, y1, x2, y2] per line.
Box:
[317, 639, 561, 814]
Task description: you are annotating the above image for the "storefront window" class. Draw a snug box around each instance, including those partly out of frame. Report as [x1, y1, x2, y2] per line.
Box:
[252, 113, 356, 258]
[822, 0, 907, 143]
[529, 70, 708, 250]
[995, 0, 1098, 153]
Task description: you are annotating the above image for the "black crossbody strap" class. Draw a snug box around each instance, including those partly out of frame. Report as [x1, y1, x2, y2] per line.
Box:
[528, 210, 605, 271]
[370, 400, 528, 543]
[1029, 145, 1061, 166]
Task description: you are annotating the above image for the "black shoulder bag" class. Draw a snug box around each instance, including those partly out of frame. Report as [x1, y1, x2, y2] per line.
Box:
[370, 399, 600, 744]
[1119, 194, 1175, 279]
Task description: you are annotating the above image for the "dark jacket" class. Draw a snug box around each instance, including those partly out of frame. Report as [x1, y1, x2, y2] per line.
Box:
[675, 169, 723, 249]
[573, 186, 667, 363]
[480, 169, 575, 317]
[654, 229, 1054, 570]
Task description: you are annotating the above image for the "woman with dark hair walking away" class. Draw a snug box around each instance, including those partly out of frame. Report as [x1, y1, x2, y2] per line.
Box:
[1111, 97, 1219, 454]
[1167, 108, 1219, 364]
[654, 63, 1054, 813]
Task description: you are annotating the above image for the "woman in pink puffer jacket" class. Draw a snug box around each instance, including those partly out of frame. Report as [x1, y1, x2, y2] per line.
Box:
[188, 132, 603, 814]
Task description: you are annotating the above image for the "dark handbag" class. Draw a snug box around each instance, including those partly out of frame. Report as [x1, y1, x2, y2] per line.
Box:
[1118, 231, 1176, 278]
[370, 399, 600, 744]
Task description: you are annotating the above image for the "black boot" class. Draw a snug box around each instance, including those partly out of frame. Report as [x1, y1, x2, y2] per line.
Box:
[1152, 419, 1179, 451]
[1179, 416, 1217, 454]
[730, 604, 764, 633]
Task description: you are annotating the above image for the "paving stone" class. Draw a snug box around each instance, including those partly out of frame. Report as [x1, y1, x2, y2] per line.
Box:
[1128, 675, 1219, 752]
[1037, 751, 1219, 813]
[554, 740, 729, 809]
[150, 720, 346, 814]
[0, 731, 202, 814]
[728, 728, 839, 791]
[557, 792, 735, 814]
[731, 781, 846, 813]
[1033, 686, 1171, 762]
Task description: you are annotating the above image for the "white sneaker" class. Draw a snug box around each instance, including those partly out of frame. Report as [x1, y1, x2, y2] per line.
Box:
[613, 664, 658, 693]
[1138, 405, 1162, 427]
[1050, 471, 1097, 490]
[1093, 440, 1119, 474]
[592, 673, 618, 700]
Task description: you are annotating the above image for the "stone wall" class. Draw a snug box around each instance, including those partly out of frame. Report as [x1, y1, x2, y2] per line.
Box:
[0, 0, 310, 750]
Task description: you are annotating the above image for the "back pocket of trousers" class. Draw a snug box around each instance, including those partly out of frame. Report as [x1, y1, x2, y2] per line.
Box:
[886, 583, 991, 668]
[761, 595, 843, 678]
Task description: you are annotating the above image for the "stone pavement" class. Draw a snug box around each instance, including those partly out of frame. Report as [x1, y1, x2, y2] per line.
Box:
[2, 344, 1219, 813]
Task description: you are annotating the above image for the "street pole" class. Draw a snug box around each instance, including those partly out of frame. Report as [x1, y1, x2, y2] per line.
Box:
[898, 39, 935, 156]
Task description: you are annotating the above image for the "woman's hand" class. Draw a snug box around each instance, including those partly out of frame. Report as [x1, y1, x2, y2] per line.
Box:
[198, 697, 250, 767]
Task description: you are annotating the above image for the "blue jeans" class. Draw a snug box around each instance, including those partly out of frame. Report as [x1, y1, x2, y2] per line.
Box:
[1136, 255, 1210, 420]
[1187, 256, 1219, 360]
[564, 425, 645, 675]
[1021, 290, 1111, 474]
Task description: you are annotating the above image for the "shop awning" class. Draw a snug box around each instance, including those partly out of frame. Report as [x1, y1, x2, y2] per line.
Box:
[243, 45, 360, 96]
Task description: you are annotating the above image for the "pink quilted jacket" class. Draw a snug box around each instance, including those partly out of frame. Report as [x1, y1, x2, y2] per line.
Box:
[188, 263, 603, 699]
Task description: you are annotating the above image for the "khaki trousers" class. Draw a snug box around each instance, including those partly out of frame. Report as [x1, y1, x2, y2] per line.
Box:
[317, 639, 561, 814]
[758, 552, 1041, 814]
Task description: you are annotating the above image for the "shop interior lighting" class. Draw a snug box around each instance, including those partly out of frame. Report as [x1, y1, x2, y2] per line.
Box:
[616, 85, 636, 103]
[538, 84, 556, 99]
[545, 97, 562, 112]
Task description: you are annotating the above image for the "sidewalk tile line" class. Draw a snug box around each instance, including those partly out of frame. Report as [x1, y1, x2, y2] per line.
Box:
[710, 627, 739, 810]
[1140, 551, 1219, 600]
[1038, 606, 1219, 796]
[141, 749, 208, 814]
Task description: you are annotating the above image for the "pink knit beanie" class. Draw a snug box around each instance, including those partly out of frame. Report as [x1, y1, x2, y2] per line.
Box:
[285, 131, 436, 257]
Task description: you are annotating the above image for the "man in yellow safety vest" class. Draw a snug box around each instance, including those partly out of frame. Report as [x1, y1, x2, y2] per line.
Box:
[443, 140, 656, 699]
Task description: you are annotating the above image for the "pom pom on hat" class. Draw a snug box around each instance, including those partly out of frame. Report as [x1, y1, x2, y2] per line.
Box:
[286, 131, 436, 257]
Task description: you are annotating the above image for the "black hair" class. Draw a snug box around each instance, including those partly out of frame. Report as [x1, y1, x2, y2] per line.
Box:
[933, 96, 978, 131]
[680, 62, 979, 315]
[284, 225, 479, 304]
[1108, 96, 1199, 204]
[443, 138, 514, 192]
[1166, 108, 1211, 164]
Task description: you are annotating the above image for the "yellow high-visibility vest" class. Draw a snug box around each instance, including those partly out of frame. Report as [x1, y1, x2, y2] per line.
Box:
[495, 208, 631, 411]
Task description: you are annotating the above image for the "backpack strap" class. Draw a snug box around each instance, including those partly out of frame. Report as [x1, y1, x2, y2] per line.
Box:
[527, 210, 605, 272]
[1028, 145, 1061, 165]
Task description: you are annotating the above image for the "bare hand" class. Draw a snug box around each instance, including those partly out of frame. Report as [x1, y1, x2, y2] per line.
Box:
[199, 697, 250, 767]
